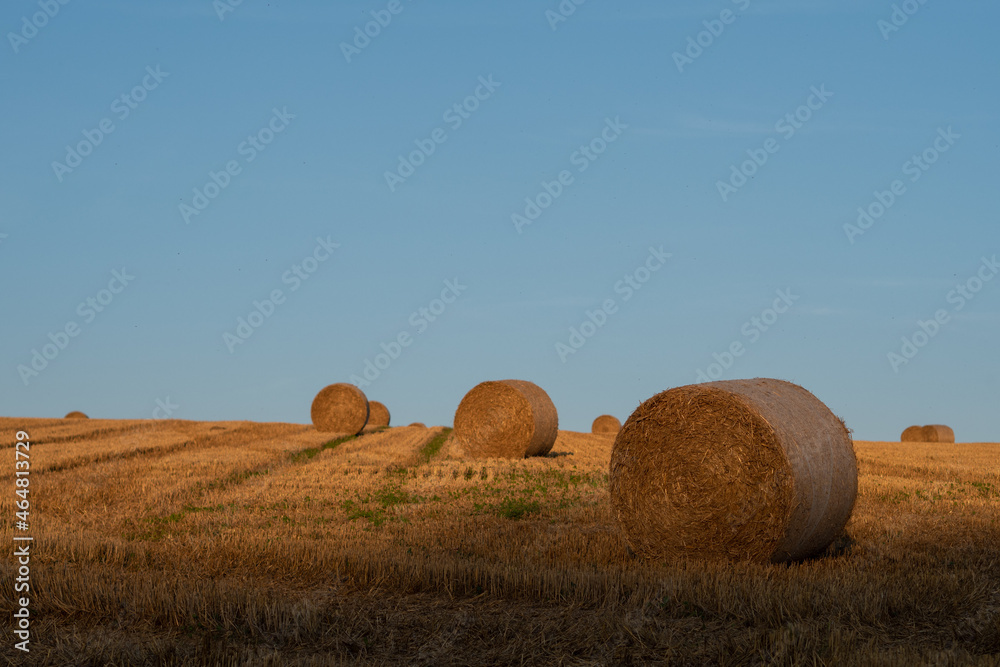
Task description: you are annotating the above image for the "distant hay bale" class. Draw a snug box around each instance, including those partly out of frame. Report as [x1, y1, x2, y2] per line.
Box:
[368, 401, 390, 428]
[609, 378, 858, 563]
[408, 422, 426, 428]
[592, 415, 621, 434]
[922, 424, 955, 443]
[310, 384, 369, 434]
[64, 411, 89, 419]
[453, 380, 558, 459]
[901, 424, 956, 443]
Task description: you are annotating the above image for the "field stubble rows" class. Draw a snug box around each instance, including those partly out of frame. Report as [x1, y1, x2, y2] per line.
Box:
[1, 417, 998, 665]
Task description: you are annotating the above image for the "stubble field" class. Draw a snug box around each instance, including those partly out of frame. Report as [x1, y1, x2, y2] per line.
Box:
[1, 417, 998, 665]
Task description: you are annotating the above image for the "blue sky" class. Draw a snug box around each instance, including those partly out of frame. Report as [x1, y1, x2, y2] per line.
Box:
[2, 0, 998, 441]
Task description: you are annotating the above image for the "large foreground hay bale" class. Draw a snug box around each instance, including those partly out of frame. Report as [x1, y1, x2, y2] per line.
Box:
[310, 384, 369, 434]
[592, 415, 621, 434]
[922, 424, 955, 443]
[609, 378, 858, 563]
[64, 411, 89, 419]
[453, 380, 558, 459]
[368, 401, 391, 428]
[901, 425, 924, 442]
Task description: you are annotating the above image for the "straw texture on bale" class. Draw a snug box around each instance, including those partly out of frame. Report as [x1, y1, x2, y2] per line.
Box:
[64, 411, 89, 419]
[453, 380, 558, 459]
[592, 415, 622, 434]
[310, 384, 369, 434]
[609, 378, 858, 563]
[901, 425, 924, 442]
[367, 401, 391, 428]
[922, 424, 956, 443]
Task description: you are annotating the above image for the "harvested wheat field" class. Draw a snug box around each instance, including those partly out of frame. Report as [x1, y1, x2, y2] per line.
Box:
[1, 417, 999, 665]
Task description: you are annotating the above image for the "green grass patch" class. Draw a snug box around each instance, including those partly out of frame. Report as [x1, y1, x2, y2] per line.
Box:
[182, 503, 227, 513]
[289, 434, 357, 463]
[418, 428, 452, 463]
[496, 497, 541, 520]
[969, 481, 998, 498]
[345, 508, 388, 527]
[207, 468, 269, 492]
[340, 482, 422, 527]
[371, 485, 416, 508]
[877, 489, 912, 504]
[472, 494, 542, 520]
[128, 511, 186, 541]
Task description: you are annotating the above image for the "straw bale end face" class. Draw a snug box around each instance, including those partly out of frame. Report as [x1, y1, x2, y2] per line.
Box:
[453, 380, 558, 459]
[310, 384, 369, 434]
[64, 411, 89, 419]
[609, 378, 858, 563]
[901, 426, 924, 442]
[592, 415, 622, 434]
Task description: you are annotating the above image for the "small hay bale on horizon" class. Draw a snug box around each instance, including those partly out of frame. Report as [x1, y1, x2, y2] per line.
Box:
[609, 378, 858, 563]
[592, 414, 621, 434]
[453, 379, 558, 459]
[408, 422, 426, 428]
[922, 424, 955, 443]
[368, 401, 391, 428]
[310, 384, 369, 434]
[64, 411, 89, 419]
[901, 424, 956, 443]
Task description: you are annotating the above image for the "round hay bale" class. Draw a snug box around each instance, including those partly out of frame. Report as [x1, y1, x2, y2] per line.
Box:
[901, 425, 924, 442]
[609, 378, 858, 563]
[922, 424, 955, 443]
[453, 380, 558, 459]
[64, 411, 89, 419]
[310, 384, 369, 434]
[408, 422, 426, 428]
[368, 401, 391, 428]
[592, 414, 622, 434]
